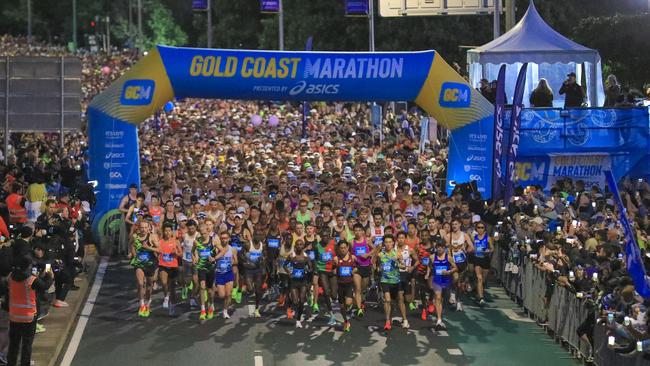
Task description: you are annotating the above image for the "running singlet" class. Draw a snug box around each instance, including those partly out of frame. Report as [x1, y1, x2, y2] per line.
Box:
[398, 246, 413, 272]
[267, 237, 280, 250]
[149, 206, 162, 225]
[304, 238, 318, 262]
[182, 233, 198, 262]
[372, 226, 384, 247]
[158, 238, 179, 268]
[474, 234, 489, 258]
[451, 232, 467, 264]
[162, 213, 178, 231]
[379, 250, 400, 284]
[215, 246, 234, 274]
[337, 256, 355, 283]
[277, 244, 293, 275]
[416, 245, 433, 275]
[296, 210, 312, 225]
[229, 232, 243, 252]
[131, 234, 155, 268]
[290, 257, 308, 280]
[243, 244, 263, 270]
[315, 240, 335, 273]
[195, 238, 216, 271]
[352, 239, 372, 267]
[433, 254, 451, 287]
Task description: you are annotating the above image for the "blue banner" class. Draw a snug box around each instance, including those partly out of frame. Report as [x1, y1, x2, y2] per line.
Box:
[260, 0, 279, 13]
[345, 0, 369, 16]
[492, 65, 506, 202]
[87, 108, 141, 222]
[192, 0, 208, 11]
[604, 170, 650, 298]
[157, 47, 435, 102]
[504, 63, 528, 204]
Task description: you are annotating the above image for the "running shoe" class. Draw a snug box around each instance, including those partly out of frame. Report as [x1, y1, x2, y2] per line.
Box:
[421, 308, 428, 321]
[312, 303, 320, 314]
[262, 282, 268, 290]
[296, 320, 303, 329]
[169, 304, 176, 317]
[408, 302, 417, 311]
[384, 321, 392, 331]
[278, 293, 286, 307]
[466, 284, 473, 293]
[181, 287, 188, 300]
[356, 308, 365, 318]
[402, 319, 410, 329]
[138, 305, 146, 317]
[479, 298, 486, 307]
[343, 321, 351, 332]
[436, 319, 446, 329]
[231, 287, 238, 300]
[235, 289, 243, 304]
[162, 297, 169, 309]
[187, 280, 194, 291]
[199, 310, 207, 321]
[254, 309, 261, 318]
[327, 315, 337, 326]
[449, 292, 457, 305]
[35, 323, 46, 334]
[427, 302, 435, 314]
[142, 305, 151, 318]
[207, 307, 215, 320]
[223, 310, 231, 319]
[53, 300, 69, 308]
[287, 307, 294, 320]
[456, 302, 463, 312]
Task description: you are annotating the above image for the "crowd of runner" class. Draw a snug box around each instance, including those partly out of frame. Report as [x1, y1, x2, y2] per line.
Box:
[0, 35, 649, 362]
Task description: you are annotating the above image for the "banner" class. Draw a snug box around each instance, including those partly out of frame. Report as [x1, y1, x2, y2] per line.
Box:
[491, 64, 506, 202]
[260, 0, 279, 13]
[515, 153, 613, 191]
[446, 116, 494, 197]
[192, 0, 208, 11]
[504, 63, 528, 204]
[604, 170, 650, 298]
[419, 117, 429, 153]
[345, 0, 369, 16]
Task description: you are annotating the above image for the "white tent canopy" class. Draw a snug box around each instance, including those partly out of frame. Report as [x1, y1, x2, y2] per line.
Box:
[467, 1, 604, 107]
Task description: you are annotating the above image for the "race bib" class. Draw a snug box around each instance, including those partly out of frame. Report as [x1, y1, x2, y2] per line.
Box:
[162, 253, 174, 263]
[321, 252, 333, 262]
[307, 250, 316, 261]
[292, 268, 304, 279]
[421, 257, 430, 266]
[199, 248, 211, 259]
[435, 266, 445, 276]
[355, 246, 367, 256]
[184, 251, 192, 262]
[382, 261, 393, 273]
[138, 252, 151, 262]
[217, 258, 231, 272]
[267, 238, 280, 248]
[453, 252, 466, 263]
[249, 252, 262, 263]
[339, 266, 352, 277]
[153, 216, 160, 224]
[373, 236, 384, 246]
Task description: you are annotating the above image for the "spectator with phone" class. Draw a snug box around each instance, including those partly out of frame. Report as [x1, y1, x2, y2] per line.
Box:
[559, 72, 585, 108]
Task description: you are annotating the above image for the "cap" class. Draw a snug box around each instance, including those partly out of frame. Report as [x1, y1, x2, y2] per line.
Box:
[567, 72, 576, 77]
[531, 217, 544, 225]
[243, 186, 252, 193]
[178, 214, 188, 221]
[186, 219, 197, 226]
[234, 213, 243, 219]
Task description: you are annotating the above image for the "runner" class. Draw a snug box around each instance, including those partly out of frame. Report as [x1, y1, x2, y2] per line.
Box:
[180, 219, 200, 307]
[375, 234, 409, 330]
[303, 223, 319, 313]
[285, 239, 312, 328]
[215, 231, 238, 319]
[415, 238, 436, 320]
[446, 218, 474, 311]
[314, 229, 337, 326]
[470, 221, 494, 306]
[242, 234, 265, 317]
[430, 240, 458, 329]
[158, 223, 182, 317]
[129, 221, 158, 317]
[277, 232, 294, 314]
[396, 231, 419, 312]
[229, 213, 251, 304]
[193, 223, 219, 322]
[351, 223, 373, 317]
[333, 240, 356, 332]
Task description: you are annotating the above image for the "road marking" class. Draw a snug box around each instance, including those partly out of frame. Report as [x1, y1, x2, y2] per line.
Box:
[60, 257, 109, 366]
[447, 348, 463, 356]
[254, 355, 263, 366]
[501, 309, 535, 323]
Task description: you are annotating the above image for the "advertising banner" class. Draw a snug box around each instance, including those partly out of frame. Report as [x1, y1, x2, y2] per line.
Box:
[491, 64, 506, 202]
[504, 63, 528, 204]
[345, 0, 369, 16]
[260, 0, 279, 13]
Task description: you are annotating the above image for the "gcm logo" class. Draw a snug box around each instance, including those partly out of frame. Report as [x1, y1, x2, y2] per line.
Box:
[439, 82, 471, 108]
[109, 171, 123, 179]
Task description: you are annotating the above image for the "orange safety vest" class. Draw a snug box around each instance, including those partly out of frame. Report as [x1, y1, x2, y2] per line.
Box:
[8, 274, 37, 323]
[6, 193, 28, 224]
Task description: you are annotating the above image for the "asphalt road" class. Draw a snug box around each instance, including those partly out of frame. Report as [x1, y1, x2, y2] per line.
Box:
[67, 261, 578, 366]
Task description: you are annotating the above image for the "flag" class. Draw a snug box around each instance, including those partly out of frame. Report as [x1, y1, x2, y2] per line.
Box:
[491, 64, 507, 202]
[504, 63, 528, 204]
[604, 170, 650, 298]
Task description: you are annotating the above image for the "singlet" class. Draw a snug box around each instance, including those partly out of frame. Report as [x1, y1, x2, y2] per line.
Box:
[416, 245, 433, 275]
[352, 238, 372, 267]
[331, 226, 345, 244]
[433, 253, 451, 286]
[296, 210, 312, 226]
[372, 225, 385, 247]
[131, 234, 155, 268]
[379, 249, 400, 284]
[229, 227, 244, 252]
[266, 235, 281, 255]
[162, 212, 178, 231]
[291, 232, 305, 246]
[336, 255, 355, 283]
[474, 234, 489, 258]
[195, 237, 216, 271]
[158, 237, 179, 268]
[149, 206, 163, 225]
[289, 254, 309, 281]
[215, 245, 234, 274]
[315, 239, 335, 273]
[450, 232, 467, 264]
[398, 245, 412, 273]
[243, 243, 264, 271]
[181, 232, 199, 263]
[405, 235, 420, 251]
[304, 237, 318, 262]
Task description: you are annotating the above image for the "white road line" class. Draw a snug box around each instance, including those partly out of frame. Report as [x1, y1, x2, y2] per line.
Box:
[501, 309, 535, 323]
[60, 257, 109, 366]
[254, 355, 264, 366]
[447, 348, 463, 356]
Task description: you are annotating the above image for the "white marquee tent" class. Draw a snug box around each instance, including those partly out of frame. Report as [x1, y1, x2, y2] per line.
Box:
[467, 1, 604, 107]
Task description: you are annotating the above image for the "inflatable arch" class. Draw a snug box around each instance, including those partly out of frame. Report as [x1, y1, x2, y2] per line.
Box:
[88, 46, 494, 232]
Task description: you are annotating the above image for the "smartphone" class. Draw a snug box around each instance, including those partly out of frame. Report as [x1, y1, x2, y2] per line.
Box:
[571, 220, 578, 227]
[45, 263, 51, 272]
[608, 336, 615, 346]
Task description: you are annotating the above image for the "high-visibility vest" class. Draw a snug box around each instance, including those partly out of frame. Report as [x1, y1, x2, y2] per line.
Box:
[6, 193, 28, 224]
[8, 274, 37, 323]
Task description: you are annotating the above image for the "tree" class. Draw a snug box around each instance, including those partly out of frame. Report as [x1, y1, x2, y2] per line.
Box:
[143, 0, 188, 49]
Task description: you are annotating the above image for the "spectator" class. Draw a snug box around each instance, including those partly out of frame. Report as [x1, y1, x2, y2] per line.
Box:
[559, 72, 585, 108]
[604, 74, 622, 107]
[529, 78, 554, 107]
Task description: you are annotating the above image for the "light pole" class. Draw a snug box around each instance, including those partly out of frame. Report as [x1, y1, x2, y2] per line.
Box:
[207, 0, 213, 48]
[27, 0, 32, 44]
[72, 0, 77, 51]
[368, 0, 375, 51]
[278, 0, 284, 50]
[493, 0, 501, 39]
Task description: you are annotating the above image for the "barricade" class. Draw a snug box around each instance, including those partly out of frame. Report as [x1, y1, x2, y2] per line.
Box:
[494, 243, 648, 365]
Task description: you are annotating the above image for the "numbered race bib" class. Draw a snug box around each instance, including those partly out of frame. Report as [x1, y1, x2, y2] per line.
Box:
[292, 268, 304, 279]
[231, 243, 242, 252]
[475, 244, 486, 258]
[321, 252, 333, 262]
[162, 253, 174, 263]
[138, 252, 151, 262]
[339, 266, 352, 277]
[382, 261, 393, 273]
[354, 246, 367, 256]
[435, 266, 445, 276]
[267, 238, 280, 248]
[421, 257, 430, 266]
[184, 251, 192, 262]
[249, 252, 262, 263]
[217, 258, 231, 272]
[374, 236, 384, 246]
[307, 250, 316, 261]
[335, 235, 340, 243]
[199, 248, 211, 259]
[153, 216, 160, 224]
[453, 251, 466, 263]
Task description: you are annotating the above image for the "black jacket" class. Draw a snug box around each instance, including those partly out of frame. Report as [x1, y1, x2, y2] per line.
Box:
[559, 82, 585, 108]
